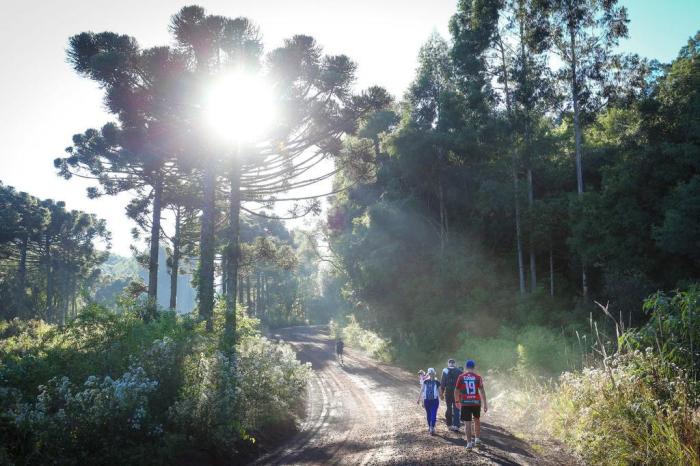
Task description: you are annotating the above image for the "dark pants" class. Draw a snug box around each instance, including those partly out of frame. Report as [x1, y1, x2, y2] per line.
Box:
[444, 395, 460, 428]
[424, 399, 439, 428]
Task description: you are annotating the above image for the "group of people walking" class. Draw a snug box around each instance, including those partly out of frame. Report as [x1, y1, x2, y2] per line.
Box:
[335, 337, 487, 450]
[417, 358, 488, 450]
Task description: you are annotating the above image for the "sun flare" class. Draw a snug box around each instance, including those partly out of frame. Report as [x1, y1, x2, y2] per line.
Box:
[205, 71, 276, 144]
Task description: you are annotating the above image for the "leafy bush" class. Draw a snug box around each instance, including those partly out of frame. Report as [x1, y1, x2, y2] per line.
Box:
[331, 315, 394, 362]
[169, 349, 241, 453]
[454, 325, 573, 376]
[236, 335, 311, 430]
[8, 367, 161, 465]
[0, 302, 311, 464]
[623, 286, 700, 377]
[546, 350, 700, 466]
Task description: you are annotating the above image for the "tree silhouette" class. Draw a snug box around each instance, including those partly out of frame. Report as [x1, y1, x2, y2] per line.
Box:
[168, 5, 390, 344]
[56, 35, 189, 316]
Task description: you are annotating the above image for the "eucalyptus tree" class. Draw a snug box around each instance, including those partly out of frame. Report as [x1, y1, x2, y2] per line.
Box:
[545, 0, 629, 297]
[382, 34, 465, 259]
[449, 0, 500, 121]
[491, 0, 553, 292]
[56, 36, 189, 316]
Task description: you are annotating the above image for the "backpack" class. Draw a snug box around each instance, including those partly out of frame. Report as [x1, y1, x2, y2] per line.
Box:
[445, 367, 461, 390]
[424, 380, 438, 400]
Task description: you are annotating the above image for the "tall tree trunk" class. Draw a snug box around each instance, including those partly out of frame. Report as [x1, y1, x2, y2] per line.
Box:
[256, 271, 262, 317]
[221, 254, 227, 295]
[147, 174, 163, 316]
[498, 36, 526, 295]
[570, 26, 588, 299]
[517, 15, 537, 293]
[238, 273, 244, 308]
[16, 233, 29, 317]
[438, 176, 447, 258]
[513, 156, 526, 295]
[61, 271, 69, 325]
[549, 244, 555, 298]
[527, 169, 537, 291]
[224, 160, 241, 349]
[169, 207, 181, 311]
[71, 277, 77, 317]
[246, 273, 252, 312]
[199, 164, 217, 331]
[45, 237, 53, 320]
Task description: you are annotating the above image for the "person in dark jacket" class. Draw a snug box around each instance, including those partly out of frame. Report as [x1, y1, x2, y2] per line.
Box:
[335, 338, 344, 364]
[440, 358, 462, 432]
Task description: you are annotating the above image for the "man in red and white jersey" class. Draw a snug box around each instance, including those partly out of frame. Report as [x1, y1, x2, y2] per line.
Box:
[454, 359, 488, 449]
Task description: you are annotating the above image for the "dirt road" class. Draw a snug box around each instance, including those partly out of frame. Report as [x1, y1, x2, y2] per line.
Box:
[254, 326, 574, 466]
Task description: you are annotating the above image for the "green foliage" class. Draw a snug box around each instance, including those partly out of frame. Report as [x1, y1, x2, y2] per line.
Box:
[0, 183, 109, 322]
[489, 288, 700, 466]
[0, 303, 310, 464]
[623, 287, 700, 378]
[456, 325, 573, 376]
[236, 335, 310, 429]
[8, 368, 161, 465]
[331, 315, 394, 362]
[547, 350, 700, 466]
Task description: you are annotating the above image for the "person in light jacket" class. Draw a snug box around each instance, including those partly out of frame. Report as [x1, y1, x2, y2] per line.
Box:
[417, 367, 441, 435]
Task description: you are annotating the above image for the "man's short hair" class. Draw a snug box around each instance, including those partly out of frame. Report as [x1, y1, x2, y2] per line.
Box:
[447, 358, 456, 365]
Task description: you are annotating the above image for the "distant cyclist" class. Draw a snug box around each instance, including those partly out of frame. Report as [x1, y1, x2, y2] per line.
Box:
[335, 338, 344, 364]
[454, 359, 488, 449]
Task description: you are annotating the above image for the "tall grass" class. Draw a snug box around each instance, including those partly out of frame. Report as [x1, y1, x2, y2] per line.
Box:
[504, 290, 700, 466]
[546, 350, 700, 465]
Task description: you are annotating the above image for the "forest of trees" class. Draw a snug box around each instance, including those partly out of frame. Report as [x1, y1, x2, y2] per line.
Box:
[0, 183, 109, 322]
[324, 0, 699, 359]
[0, 0, 699, 464]
[0, 5, 381, 463]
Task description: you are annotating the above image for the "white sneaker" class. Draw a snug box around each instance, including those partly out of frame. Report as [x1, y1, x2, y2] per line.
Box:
[465, 441, 474, 449]
[474, 438, 481, 446]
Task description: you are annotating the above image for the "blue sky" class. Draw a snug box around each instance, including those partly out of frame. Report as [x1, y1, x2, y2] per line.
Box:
[619, 0, 699, 61]
[0, 0, 697, 255]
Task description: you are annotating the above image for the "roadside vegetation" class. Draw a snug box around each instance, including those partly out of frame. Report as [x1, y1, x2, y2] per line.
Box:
[0, 0, 698, 464]
[319, 0, 700, 463]
[330, 315, 394, 362]
[0, 300, 310, 465]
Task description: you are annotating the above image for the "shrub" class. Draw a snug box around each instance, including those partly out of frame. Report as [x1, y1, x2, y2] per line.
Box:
[0, 302, 311, 464]
[331, 315, 394, 362]
[8, 367, 161, 465]
[236, 335, 311, 431]
[623, 286, 700, 377]
[169, 350, 241, 454]
[454, 325, 573, 376]
[546, 350, 700, 466]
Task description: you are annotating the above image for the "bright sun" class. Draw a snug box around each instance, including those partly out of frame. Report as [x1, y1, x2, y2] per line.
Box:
[205, 71, 276, 144]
